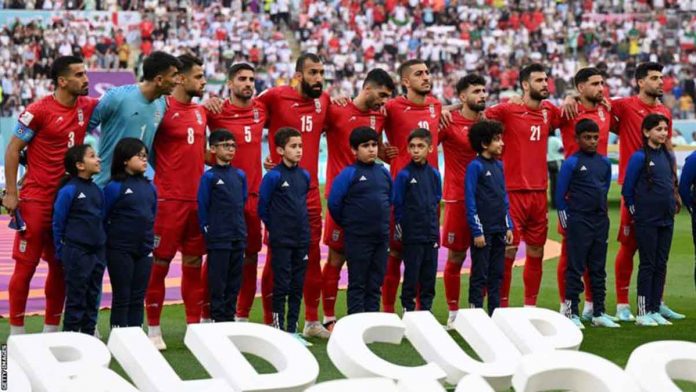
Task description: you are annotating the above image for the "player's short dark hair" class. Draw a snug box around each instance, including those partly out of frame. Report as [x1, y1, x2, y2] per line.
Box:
[177, 54, 203, 74]
[468, 120, 504, 153]
[635, 62, 663, 81]
[519, 63, 546, 88]
[363, 68, 395, 92]
[641, 113, 669, 132]
[275, 127, 302, 148]
[574, 67, 602, 87]
[408, 128, 432, 145]
[228, 62, 255, 79]
[295, 53, 322, 73]
[142, 51, 183, 81]
[349, 126, 379, 149]
[111, 137, 148, 181]
[397, 59, 426, 80]
[50, 56, 84, 85]
[575, 119, 600, 136]
[209, 129, 236, 145]
[456, 74, 486, 95]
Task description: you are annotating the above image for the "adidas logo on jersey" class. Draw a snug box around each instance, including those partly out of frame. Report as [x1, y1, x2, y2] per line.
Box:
[125, 188, 134, 194]
[359, 175, 367, 181]
[282, 181, 290, 187]
[77, 192, 86, 199]
[485, 171, 492, 176]
[217, 179, 225, 185]
[649, 161, 655, 167]
[410, 178, 418, 184]
[580, 166, 587, 171]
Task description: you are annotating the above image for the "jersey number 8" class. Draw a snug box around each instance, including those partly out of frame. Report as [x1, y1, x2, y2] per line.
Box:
[187, 128, 195, 144]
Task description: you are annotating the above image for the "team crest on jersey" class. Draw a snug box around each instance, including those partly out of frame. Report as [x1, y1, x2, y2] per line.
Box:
[77, 109, 84, 126]
[542, 109, 548, 124]
[195, 110, 203, 125]
[154, 235, 161, 248]
[598, 107, 606, 122]
[253, 107, 260, 123]
[314, 99, 322, 114]
[19, 240, 27, 253]
[332, 229, 341, 242]
[370, 115, 376, 129]
[447, 232, 455, 244]
[623, 225, 631, 237]
[429, 104, 436, 118]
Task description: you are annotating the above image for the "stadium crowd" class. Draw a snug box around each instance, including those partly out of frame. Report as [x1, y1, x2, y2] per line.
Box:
[1, 0, 696, 118]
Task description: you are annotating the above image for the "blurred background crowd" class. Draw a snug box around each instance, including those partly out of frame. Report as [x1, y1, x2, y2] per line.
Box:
[1, 0, 695, 121]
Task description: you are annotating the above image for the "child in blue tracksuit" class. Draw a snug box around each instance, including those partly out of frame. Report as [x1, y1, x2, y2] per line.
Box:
[393, 128, 442, 312]
[104, 138, 157, 328]
[53, 144, 105, 335]
[555, 119, 618, 328]
[679, 148, 696, 290]
[465, 120, 513, 315]
[622, 113, 677, 327]
[198, 129, 248, 322]
[258, 127, 310, 341]
[328, 126, 393, 314]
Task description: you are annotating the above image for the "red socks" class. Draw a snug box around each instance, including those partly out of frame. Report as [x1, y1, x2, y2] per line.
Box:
[200, 261, 210, 320]
[8, 259, 39, 326]
[236, 261, 258, 319]
[261, 250, 274, 325]
[615, 244, 636, 304]
[322, 262, 341, 319]
[500, 256, 515, 307]
[303, 243, 322, 322]
[444, 261, 461, 311]
[523, 255, 543, 306]
[145, 263, 170, 326]
[381, 255, 401, 313]
[181, 264, 202, 324]
[44, 258, 65, 326]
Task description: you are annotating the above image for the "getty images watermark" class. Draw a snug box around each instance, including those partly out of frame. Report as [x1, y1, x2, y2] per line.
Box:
[1, 343, 7, 390]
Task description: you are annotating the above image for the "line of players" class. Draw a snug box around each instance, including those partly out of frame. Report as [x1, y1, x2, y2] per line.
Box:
[4, 51, 685, 343]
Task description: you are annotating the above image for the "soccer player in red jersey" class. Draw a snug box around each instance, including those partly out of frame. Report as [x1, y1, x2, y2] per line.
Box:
[609, 62, 683, 321]
[381, 59, 442, 313]
[440, 74, 486, 327]
[556, 67, 612, 320]
[205, 63, 267, 322]
[485, 63, 561, 307]
[321, 68, 394, 330]
[146, 54, 207, 350]
[3, 56, 98, 335]
[256, 53, 332, 338]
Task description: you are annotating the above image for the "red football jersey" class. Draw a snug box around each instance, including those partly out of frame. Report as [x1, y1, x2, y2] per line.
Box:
[206, 99, 267, 194]
[384, 95, 441, 177]
[324, 101, 386, 197]
[559, 103, 611, 157]
[153, 96, 207, 201]
[611, 96, 673, 184]
[485, 101, 561, 191]
[439, 111, 477, 201]
[16, 95, 98, 201]
[257, 85, 330, 189]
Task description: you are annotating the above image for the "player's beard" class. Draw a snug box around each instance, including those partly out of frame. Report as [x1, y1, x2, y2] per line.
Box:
[585, 92, 604, 105]
[467, 98, 486, 112]
[302, 79, 323, 99]
[529, 88, 549, 101]
[645, 87, 664, 98]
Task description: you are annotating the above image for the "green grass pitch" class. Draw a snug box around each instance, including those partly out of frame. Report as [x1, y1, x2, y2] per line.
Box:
[3, 183, 696, 390]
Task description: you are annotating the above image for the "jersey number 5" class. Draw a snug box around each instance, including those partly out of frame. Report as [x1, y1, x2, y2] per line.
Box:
[244, 126, 252, 142]
[301, 115, 313, 133]
[530, 125, 541, 141]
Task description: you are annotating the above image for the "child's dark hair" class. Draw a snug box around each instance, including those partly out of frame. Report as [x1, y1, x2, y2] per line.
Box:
[575, 119, 599, 136]
[209, 129, 235, 145]
[111, 137, 148, 181]
[408, 128, 432, 144]
[641, 113, 674, 189]
[58, 144, 93, 189]
[468, 120, 504, 153]
[274, 127, 302, 148]
[349, 126, 379, 149]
